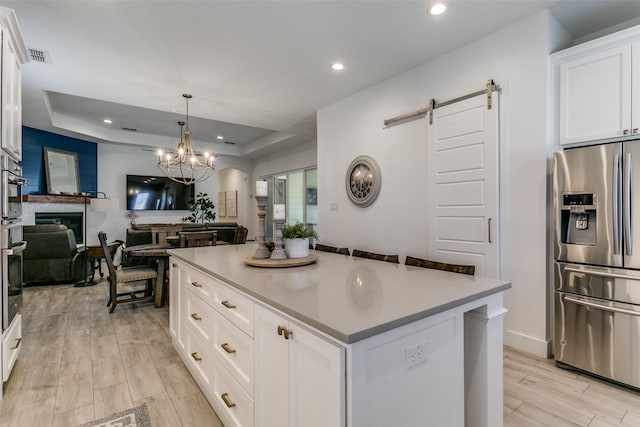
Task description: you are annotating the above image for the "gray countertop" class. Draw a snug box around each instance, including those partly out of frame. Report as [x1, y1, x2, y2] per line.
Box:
[168, 244, 511, 344]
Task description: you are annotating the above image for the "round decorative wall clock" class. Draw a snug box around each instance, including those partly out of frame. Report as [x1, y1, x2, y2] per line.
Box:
[345, 155, 381, 207]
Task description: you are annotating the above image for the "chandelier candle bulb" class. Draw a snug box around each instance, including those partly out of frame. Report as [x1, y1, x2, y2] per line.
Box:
[256, 181, 268, 197]
[274, 204, 285, 220]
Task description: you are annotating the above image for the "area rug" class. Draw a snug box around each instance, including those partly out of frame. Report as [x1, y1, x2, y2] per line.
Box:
[78, 403, 151, 427]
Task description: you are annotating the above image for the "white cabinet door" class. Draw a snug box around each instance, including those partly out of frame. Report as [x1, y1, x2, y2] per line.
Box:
[1, 313, 21, 382]
[559, 44, 632, 145]
[632, 42, 640, 133]
[1, 26, 22, 160]
[290, 323, 344, 427]
[255, 305, 345, 427]
[169, 260, 186, 352]
[255, 306, 289, 427]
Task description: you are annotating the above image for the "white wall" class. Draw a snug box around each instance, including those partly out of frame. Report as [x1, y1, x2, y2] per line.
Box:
[317, 11, 558, 356]
[217, 167, 250, 233]
[89, 143, 250, 245]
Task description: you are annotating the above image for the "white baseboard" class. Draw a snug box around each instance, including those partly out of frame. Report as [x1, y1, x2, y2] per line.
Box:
[504, 329, 552, 358]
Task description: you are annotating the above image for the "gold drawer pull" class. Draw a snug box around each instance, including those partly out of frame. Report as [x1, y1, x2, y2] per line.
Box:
[191, 313, 202, 321]
[221, 300, 236, 309]
[221, 392, 236, 408]
[191, 352, 202, 362]
[10, 338, 21, 350]
[221, 342, 236, 354]
[277, 325, 293, 340]
[191, 281, 202, 288]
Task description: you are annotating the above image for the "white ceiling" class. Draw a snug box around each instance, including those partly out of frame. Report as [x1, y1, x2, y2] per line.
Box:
[5, 0, 640, 160]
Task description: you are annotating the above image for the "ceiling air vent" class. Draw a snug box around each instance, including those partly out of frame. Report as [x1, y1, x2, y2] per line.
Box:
[224, 141, 236, 145]
[28, 48, 52, 64]
[121, 127, 138, 132]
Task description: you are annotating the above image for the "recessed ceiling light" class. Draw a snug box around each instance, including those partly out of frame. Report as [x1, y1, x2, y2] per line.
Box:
[331, 63, 344, 71]
[103, 119, 112, 124]
[217, 135, 224, 140]
[428, 2, 447, 15]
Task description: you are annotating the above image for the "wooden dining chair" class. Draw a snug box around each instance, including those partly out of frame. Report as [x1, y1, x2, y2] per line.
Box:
[99, 231, 158, 313]
[314, 243, 350, 256]
[352, 249, 399, 264]
[405, 255, 475, 276]
[179, 231, 218, 248]
[151, 225, 181, 245]
[232, 226, 248, 244]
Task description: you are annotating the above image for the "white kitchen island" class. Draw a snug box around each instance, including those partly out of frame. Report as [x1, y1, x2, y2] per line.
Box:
[168, 244, 511, 427]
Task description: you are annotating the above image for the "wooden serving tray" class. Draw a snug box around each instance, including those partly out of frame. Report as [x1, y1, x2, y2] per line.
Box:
[243, 254, 319, 268]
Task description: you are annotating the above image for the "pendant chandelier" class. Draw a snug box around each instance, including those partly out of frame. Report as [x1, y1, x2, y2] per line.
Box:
[157, 94, 215, 185]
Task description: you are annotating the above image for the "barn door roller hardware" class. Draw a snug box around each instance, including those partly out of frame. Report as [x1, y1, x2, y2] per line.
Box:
[383, 79, 500, 127]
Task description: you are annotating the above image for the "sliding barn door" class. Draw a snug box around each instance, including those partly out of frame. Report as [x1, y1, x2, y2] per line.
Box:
[427, 93, 499, 278]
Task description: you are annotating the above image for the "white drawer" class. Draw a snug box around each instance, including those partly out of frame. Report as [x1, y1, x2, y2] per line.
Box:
[185, 288, 215, 344]
[212, 362, 254, 427]
[210, 277, 254, 338]
[2, 313, 22, 382]
[183, 263, 254, 337]
[183, 264, 216, 304]
[185, 323, 215, 390]
[211, 307, 255, 397]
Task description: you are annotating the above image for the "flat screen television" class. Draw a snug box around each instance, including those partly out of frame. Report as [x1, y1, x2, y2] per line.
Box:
[126, 175, 194, 211]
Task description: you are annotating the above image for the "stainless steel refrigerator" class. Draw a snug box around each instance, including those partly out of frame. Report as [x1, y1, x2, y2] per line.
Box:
[554, 142, 640, 389]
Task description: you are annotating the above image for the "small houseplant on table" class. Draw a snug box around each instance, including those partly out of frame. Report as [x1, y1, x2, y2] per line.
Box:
[281, 222, 318, 258]
[182, 192, 216, 223]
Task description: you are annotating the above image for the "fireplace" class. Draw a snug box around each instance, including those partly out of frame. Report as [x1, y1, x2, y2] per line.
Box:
[35, 212, 83, 244]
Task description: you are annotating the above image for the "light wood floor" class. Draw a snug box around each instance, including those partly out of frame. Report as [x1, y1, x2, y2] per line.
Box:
[3, 279, 640, 426]
[504, 347, 640, 426]
[0, 278, 223, 427]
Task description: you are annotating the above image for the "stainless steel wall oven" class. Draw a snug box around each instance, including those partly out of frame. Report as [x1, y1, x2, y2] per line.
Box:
[1, 155, 25, 332]
[1, 159, 25, 221]
[2, 221, 24, 330]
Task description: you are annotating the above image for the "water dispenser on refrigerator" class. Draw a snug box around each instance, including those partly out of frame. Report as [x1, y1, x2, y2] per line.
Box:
[559, 193, 596, 246]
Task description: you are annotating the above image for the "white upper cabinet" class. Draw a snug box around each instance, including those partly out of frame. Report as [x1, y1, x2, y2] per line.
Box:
[0, 8, 28, 161]
[554, 25, 640, 146]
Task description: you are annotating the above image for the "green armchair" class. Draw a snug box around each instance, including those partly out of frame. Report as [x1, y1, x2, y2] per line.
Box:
[23, 224, 90, 285]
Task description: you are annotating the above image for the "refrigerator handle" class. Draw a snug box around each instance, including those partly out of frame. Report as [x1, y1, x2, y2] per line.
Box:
[625, 152, 633, 256]
[614, 154, 621, 255]
[563, 295, 640, 317]
[564, 265, 640, 281]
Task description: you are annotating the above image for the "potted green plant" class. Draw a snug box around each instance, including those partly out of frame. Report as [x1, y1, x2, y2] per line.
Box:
[281, 222, 318, 258]
[182, 192, 216, 224]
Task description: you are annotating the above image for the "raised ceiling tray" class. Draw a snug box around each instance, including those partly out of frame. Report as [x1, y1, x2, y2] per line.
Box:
[243, 254, 318, 268]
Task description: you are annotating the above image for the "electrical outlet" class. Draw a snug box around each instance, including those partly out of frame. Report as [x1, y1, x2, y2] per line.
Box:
[406, 341, 428, 368]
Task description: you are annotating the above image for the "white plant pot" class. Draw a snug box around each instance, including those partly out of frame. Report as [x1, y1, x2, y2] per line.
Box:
[284, 238, 309, 258]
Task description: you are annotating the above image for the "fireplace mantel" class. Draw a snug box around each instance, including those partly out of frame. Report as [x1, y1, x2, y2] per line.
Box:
[22, 195, 90, 204]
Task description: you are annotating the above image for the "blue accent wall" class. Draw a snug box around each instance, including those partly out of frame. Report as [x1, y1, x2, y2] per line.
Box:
[22, 127, 98, 195]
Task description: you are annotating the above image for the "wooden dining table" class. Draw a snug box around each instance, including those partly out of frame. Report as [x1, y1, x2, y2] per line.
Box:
[122, 244, 171, 307]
